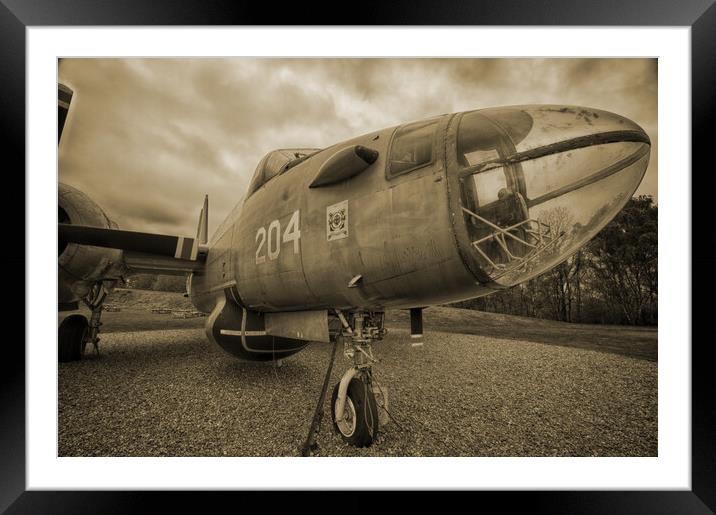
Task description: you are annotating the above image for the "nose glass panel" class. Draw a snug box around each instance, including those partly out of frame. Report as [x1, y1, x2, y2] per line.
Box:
[520, 141, 646, 204]
[479, 105, 646, 154]
[454, 106, 650, 288]
[462, 145, 649, 287]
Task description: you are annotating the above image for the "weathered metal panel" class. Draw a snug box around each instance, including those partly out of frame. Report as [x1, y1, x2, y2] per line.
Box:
[298, 130, 395, 309]
[234, 149, 318, 310]
[265, 310, 329, 343]
[223, 117, 489, 311]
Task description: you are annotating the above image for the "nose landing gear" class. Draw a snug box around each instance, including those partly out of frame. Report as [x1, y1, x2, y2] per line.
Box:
[330, 311, 385, 447]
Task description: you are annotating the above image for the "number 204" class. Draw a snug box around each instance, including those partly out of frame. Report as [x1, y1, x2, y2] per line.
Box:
[255, 210, 301, 264]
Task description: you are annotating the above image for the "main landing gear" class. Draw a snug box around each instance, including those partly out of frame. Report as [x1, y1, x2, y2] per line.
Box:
[330, 311, 386, 447]
[58, 283, 106, 362]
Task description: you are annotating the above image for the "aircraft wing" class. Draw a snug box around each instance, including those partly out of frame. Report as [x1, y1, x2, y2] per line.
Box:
[59, 223, 206, 275]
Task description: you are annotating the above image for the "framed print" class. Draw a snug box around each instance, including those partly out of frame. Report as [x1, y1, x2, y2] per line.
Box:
[6, 0, 712, 512]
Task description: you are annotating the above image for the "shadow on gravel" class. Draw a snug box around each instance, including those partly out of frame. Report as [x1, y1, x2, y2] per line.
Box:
[64, 330, 209, 368]
[213, 359, 314, 384]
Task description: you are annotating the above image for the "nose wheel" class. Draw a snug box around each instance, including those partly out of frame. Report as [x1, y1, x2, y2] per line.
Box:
[331, 376, 379, 447]
[330, 310, 385, 447]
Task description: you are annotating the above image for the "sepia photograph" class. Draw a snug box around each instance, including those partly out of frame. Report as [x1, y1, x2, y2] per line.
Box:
[57, 57, 658, 458]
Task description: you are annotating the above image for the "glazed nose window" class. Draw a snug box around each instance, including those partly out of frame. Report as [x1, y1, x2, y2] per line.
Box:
[519, 141, 647, 206]
[453, 106, 650, 287]
[472, 168, 507, 206]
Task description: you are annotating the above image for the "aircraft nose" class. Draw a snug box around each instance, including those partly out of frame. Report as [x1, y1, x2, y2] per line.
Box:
[455, 105, 650, 287]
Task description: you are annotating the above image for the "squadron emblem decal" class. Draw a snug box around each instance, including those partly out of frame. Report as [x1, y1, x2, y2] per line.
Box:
[326, 200, 348, 241]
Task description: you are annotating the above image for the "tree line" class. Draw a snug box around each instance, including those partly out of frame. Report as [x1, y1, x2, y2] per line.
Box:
[451, 196, 657, 326]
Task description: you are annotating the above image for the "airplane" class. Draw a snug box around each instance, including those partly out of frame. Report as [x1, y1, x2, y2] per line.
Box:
[58, 82, 650, 447]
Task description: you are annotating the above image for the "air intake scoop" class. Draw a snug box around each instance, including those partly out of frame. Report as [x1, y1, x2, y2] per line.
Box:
[309, 145, 378, 188]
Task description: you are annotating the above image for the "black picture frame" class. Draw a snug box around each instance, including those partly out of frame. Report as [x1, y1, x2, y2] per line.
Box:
[6, 1, 712, 512]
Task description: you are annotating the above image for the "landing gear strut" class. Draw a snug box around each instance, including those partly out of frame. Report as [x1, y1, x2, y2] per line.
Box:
[330, 311, 386, 447]
[58, 283, 107, 362]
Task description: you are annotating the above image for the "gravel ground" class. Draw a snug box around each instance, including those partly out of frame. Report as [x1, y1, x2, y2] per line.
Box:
[59, 314, 657, 457]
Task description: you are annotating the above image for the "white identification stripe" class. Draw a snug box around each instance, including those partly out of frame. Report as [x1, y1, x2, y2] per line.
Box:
[220, 329, 267, 336]
[174, 236, 184, 258]
[410, 334, 424, 338]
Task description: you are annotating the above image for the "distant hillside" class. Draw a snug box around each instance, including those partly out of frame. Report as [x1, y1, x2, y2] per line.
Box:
[124, 274, 186, 292]
[105, 288, 656, 360]
[107, 288, 195, 311]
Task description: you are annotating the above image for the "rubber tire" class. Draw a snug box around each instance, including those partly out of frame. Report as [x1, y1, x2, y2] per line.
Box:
[58, 314, 89, 362]
[331, 377, 379, 447]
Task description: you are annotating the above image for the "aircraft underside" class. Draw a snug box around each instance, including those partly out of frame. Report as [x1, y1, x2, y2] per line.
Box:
[205, 290, 311, 361]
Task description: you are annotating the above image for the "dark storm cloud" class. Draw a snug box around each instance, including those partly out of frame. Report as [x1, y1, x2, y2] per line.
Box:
[59, 58, 657, 237]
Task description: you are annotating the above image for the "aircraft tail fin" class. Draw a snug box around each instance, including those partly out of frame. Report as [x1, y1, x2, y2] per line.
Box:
[58, 83, 74, 143]
[196, 194, 208, 245]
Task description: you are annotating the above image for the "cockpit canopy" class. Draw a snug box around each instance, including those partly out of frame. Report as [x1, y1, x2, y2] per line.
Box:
[247, 148, 321, 196]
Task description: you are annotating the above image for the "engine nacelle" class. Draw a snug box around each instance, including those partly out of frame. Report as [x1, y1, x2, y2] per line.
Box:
[59, 182, 125, 304]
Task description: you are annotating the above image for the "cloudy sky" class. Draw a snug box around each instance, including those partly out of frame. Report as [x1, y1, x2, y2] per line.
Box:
[59, 58, 657, 237]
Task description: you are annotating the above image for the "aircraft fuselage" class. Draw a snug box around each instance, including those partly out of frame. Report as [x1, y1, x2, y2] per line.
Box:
[190, 115, 486, 315]
[189, 106, 649, 322]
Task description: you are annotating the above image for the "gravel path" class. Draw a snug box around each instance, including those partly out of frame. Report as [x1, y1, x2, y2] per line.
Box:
[59, 325, 657, 457]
